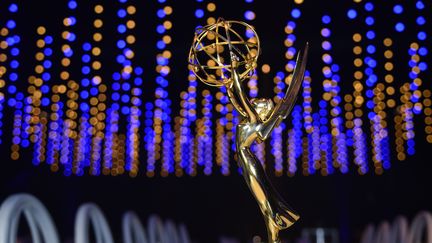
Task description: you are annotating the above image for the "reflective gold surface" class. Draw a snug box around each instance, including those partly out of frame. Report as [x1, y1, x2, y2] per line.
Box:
[189, 18, 308, 243]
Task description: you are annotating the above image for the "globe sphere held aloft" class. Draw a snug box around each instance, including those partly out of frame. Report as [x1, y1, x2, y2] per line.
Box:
[188, 18, 260, 87]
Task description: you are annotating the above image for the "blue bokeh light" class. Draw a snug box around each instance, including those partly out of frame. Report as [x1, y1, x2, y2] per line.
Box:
[195, 9, 204, 18]
[393, 5, 403, 14]
[291, 9, 301, 19]
[347, 9, 357, 19]
[9, 4, 18, 13]
[395, 22, 405, 32]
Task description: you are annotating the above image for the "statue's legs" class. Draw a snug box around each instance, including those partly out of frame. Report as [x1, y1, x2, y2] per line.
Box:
[237, 146, 300, 242]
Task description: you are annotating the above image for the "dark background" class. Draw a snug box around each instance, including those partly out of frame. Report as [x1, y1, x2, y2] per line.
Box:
[1, 0, 431, 242]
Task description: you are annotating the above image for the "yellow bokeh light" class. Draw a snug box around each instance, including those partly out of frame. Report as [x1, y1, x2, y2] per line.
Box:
[384, 50, 393, 59]
[385, 74, 394, 83]
[37, 26, 46, 35]
[383, 38, 393, 47]
[61, 58, 71, 67]
[92, 61, 102, 70]
[353, 33, 362, 42]
[163, 35, 172, 44]
[126, 35, 136, 44]
[93, 33, 102, 42]
[207, 17, 216, 25]
[384, 62, 393, 71]
[354, 58, 363, 67]
[127, 6, 136, 15]
[92, 47, 101, 56]
[163, 20, 172, 30]
[261, 64, 270, 74]
[60, 71, 69, 80]
[1, 28, 9, 36]
[94, 19, 103, 28]
[127, 20, 135, 29]
[164, 6, 173, 15]
[410, 42, 419, 50]
[36, 39, 45, 48]
[353, 46, 362, 55]
[94, 5, 104, 14]
[207, 3, 216, 12]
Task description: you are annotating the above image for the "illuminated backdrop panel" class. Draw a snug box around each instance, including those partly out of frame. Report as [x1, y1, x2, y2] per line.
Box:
[0, 0, 430, 177]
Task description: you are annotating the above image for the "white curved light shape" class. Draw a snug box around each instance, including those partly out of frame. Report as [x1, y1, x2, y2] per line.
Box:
[0, 193, 59, 243]
[178, 223, 191, 243]
[164, 220, 180, 243]
[147, 215, 166, 243]
[122, 211, 148, 243]
[375, 221, 391, 243]
[74, 203, 114, 243]
[408, 211, 432, 243]
[390, 216, 409, 243]
[360, 224, 375, 243]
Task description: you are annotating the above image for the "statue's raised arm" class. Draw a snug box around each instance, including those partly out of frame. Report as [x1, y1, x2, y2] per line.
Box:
[257, 43, 309, 141]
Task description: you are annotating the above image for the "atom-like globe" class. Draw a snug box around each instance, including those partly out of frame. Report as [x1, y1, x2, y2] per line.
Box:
[188, 18, 260, 87]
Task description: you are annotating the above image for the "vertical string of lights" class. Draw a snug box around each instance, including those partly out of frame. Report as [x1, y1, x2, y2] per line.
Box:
[211, 0, 228, 175]
[344, 7, 357, 170]
[31, 31, 53, 166]
[192, 1, 214, 175]
[214, 94, 230, 175]
[244, 0, 258, 99]
[85, 3, 105, 176]
[318, 16, 333, 176]
[76, 42, 93, 175]
[2, 3, 23, 159]
[390, 2, 406, 162]
[108, 10, 121, 175]
[178, 0, 204, 176]
[283, 1, 312, 176]
[283, 1, 304, 176]
[60, 0, 79, 175]
[114, 1, 142, 177]
[111, 2, 132, 176]
[287, 106, 302, 176]
[362, 2, 387, 174]
[154, 0, 174, 176]
[181, 71, 196, 176]
[394, 2, 416, 162]
[302, 72, 315, 175]
[201, 89, 213, 175]
[379, 37, 394, 166]
[347, 1, 368, 174]
[179, 3, 197, 175]
[177, 79, 194, 177]
[207, 2, 231, 175]
[417, 1, 432, 144]
[21, 31, 36, 160]
[405, 1, 427, 158]
[0, 7, 8, 145]
[46, 25, 64, 171]
[144, 101, 155, 176]
[425, 88, 432, 143]
[321, 14, 348, 173]
[382, 37, 402, 162]
[271, 72, 284, 175]
[26, 27, 51, 165]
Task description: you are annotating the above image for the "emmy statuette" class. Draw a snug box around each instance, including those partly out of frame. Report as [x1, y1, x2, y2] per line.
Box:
[188, 18, 308, 243]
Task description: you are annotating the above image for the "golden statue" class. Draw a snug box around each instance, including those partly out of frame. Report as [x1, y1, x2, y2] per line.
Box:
[188, 18, 308, 243]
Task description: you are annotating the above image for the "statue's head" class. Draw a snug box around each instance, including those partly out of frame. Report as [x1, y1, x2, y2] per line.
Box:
[251, 98, 274, 121]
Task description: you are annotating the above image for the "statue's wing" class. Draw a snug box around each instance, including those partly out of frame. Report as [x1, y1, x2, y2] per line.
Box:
[257, 43, 309, 141]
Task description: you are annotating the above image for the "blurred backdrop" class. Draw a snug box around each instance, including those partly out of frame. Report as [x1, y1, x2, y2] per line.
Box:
[0, 0, 431, 242]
